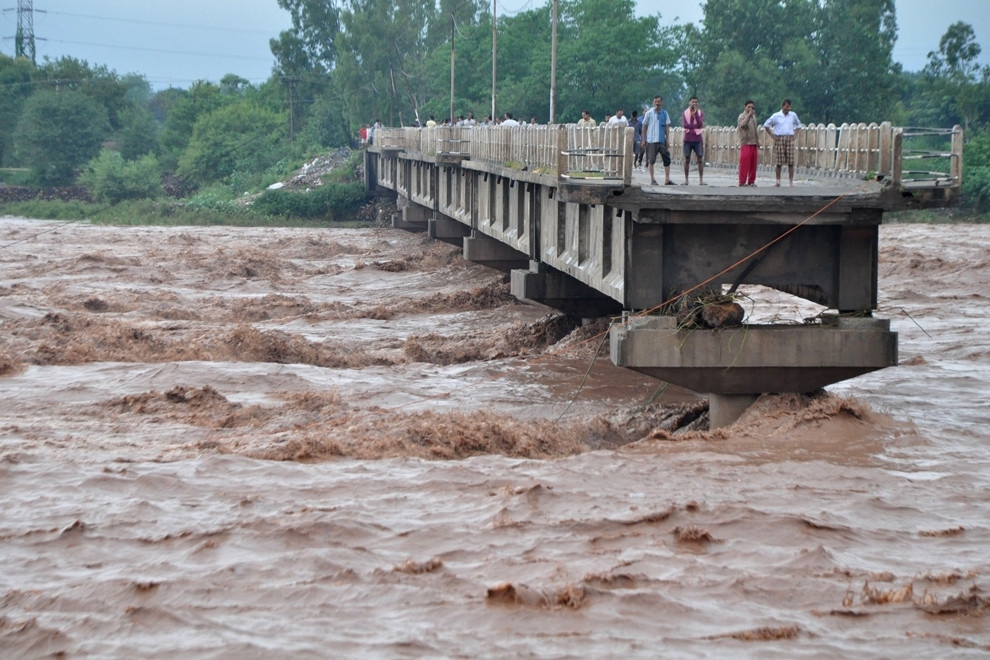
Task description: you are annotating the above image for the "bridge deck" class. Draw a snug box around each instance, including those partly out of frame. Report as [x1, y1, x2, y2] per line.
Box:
[573, 164, 954, 212]
[631, 166, 877, 193]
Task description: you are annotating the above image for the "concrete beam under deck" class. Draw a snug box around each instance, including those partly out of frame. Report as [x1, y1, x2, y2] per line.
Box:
[463, 233, 530, 273]
[512, 262, 623, 318]
[429, 215, 471, 247]
[624, 214, 880, 313]
[394, 196, 431, 231]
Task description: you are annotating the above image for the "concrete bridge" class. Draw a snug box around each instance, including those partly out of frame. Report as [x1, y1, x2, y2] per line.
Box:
[364, 122, 963, 426]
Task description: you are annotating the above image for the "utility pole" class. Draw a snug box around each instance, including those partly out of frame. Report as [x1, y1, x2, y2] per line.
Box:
[450, 10, 455, 125]
[491, 0, 497, 122]
[549, 0, 557, 123]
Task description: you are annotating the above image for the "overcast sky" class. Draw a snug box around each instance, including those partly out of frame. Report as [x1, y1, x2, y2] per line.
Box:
[1, 0, 987, 89]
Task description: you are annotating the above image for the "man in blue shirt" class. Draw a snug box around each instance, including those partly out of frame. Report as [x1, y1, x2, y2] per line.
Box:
[641, 95, 674, 186]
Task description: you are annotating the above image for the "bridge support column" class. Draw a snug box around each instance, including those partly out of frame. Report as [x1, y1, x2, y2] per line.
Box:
[464, 232, 529, 272]
[709, 394, 760, 429]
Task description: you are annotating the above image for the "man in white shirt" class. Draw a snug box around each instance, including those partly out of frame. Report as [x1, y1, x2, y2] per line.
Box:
[763, 99, 803, 186]
[607, 108, 629, 126]
[501, 112, 520, 126]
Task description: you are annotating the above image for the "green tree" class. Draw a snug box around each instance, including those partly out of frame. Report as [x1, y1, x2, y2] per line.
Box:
[0, 53, 36, 167]
[811, 0, 900, 123]
[691, 0, 899, 125]
[556, 0, 681, 122]
[691, 0, 817, 123]
[176, 101, 288, 187]
[921, 21, 990, 131]
[148, 87, 187, 125]
[158, 81, 225, 170]
[297, 87, 352, 148]
[961, 130, 990, 211]
[34, 56, 131, 130]
[14, 89, 109, 185]
[276, 0, 341, 70]
[269, 30, 334, 144]
[117, 105, 159, 161]
[336, 0, 437, 126]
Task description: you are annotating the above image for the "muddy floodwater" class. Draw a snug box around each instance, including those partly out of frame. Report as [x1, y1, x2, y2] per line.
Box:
[1, 217, 988, 657]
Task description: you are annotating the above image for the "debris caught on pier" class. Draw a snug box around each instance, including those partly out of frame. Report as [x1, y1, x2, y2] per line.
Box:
[671, 293, 746, 329]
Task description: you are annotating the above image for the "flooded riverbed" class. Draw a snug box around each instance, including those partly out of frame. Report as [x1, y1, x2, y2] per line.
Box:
[1, 218, 987, 657]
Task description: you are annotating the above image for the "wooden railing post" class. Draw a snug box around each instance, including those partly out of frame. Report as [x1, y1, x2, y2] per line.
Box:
[951, 124, 964, 184]
[878, 122, 892, 177]
[623, 126, 634, 185]
[891, 127, 903, 185]
[557, 125, 568, 179]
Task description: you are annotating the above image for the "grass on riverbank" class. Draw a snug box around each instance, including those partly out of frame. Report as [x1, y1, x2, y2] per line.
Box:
[885, 208, 989, 223]
[0, 198, 380, 228]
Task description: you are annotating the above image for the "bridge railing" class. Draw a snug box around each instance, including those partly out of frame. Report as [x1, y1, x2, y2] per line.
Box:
[895, 127, 964, 186]
[557, 125, 634, 183]
[372, 122, 962, 187]
[468, 125, 559, 174]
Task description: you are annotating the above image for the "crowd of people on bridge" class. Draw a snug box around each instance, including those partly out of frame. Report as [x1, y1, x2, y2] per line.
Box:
[635, 96, 804, 188]
[361, 96, 804, 188]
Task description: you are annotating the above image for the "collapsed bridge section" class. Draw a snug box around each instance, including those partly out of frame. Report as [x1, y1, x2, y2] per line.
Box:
[365, 123, 962, 425]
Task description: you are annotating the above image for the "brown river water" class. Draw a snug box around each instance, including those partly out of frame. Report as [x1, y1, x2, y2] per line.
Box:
[0, 217, 988, 658]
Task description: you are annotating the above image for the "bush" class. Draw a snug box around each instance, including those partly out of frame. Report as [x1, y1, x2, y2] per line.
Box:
[253, 182, 366, 219]
[80, 150, 161, 203]
[962, 165, 990, 211]
[0, 199, 96, 220]
[184, 190, 243, 215]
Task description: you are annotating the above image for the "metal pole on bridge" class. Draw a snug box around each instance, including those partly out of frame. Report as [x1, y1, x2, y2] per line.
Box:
[549, 0, 557, 123]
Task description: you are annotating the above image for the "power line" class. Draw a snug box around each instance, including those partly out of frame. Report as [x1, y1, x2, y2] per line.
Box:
[38, 10, 275, 36]
[44, 38, 274, 62]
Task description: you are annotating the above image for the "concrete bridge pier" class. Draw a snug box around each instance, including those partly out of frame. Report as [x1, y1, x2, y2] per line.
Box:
[709, 394, 761, 429]
[610, 314, 897, 428]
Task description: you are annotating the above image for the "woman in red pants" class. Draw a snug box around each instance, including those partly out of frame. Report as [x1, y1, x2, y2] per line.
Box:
[736, 100, 759, 186]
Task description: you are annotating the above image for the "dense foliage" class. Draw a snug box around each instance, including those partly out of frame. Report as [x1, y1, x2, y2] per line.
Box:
[79, 150, 161, 203]
[0, 0, 988, 214]
[14, 89, 109, 186]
